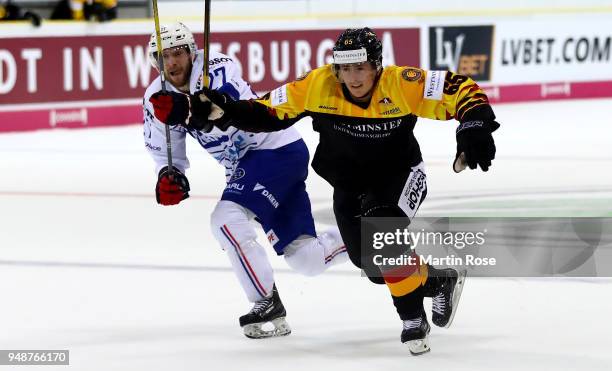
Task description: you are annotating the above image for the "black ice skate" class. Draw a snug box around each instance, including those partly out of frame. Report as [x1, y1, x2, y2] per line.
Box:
[239, 285, 291, 339]
[431, 268, 467, 328]
[401, 315, 431, 356]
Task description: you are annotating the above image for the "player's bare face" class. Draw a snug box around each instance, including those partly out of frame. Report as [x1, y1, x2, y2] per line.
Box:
[162, 47, 192, 89]
[338, 63, 378, 102]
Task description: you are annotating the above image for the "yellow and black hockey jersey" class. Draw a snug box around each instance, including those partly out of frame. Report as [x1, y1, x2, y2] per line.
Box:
[229, 64, 495, 191]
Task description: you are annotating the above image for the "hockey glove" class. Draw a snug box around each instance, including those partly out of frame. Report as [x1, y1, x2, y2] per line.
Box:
[192, 87, 233, 131]
[155, 166, 190, 206]
[149, 91, 191, 126]
[149, 91, 216, 132]
[454, 120, 500, 172]
[187, 93, 214, 132]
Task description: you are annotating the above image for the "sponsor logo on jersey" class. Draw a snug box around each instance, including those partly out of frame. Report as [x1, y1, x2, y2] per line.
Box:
[333, 119, 403, 138]
[333, 48, 368, 64]
[271, 85, 288, 106]
[253, 183, 279, 208]
[253, 182, 266, 191]
[209, 57, 233, 66]
[318, 105, 338, 111]
[145, 142, 161, 151]
[424, 70, 446, 101]
[380, 107, 401, 115]
[402, 168, 426, 212]
[229, 168, 246, 182]
[378, 97, 393, 104]
[262, 190, 279, 208]
[401, 68, 423, 82]
[267, 230, 279, 246]
[226, 183, 244, 191]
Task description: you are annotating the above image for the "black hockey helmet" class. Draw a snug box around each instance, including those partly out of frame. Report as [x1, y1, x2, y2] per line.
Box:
[332, 27, 383, 71]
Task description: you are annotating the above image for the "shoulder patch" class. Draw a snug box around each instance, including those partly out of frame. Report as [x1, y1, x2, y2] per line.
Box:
[270, 84, 288, 106]
[423, 70, 447, 101]
[402, 68, 423, 82]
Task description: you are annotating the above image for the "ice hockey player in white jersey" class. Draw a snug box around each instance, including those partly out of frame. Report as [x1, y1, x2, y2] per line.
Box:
[143, 22, 348, 339]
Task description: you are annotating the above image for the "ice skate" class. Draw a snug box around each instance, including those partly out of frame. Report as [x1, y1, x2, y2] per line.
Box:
[239, 285, 291, 339]
[431, 268, 467, 328]
[401, 315, 431, 356]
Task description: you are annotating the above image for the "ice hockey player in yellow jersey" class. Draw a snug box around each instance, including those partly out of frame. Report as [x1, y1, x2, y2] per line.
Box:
[156, 27, 500, 355]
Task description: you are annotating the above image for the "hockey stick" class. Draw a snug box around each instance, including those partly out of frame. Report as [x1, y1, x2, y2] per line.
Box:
[203, 0, 211, 88]
[199, 0, 225, 121]
[151, 0, 174, 175]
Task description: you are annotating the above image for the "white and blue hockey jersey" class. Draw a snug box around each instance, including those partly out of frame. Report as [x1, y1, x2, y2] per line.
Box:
[143, 50, 302, 180]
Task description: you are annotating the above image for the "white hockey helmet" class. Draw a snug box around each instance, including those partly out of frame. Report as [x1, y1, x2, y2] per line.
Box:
[148, 22, 198, 70]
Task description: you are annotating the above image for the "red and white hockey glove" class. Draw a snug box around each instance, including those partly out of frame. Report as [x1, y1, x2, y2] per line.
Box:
[155, 166, 190, 206]
[149, 91, 191, 126]
[149, 91, 214, 132]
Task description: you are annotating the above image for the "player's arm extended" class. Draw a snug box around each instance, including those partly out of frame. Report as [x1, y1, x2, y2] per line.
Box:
[403, 69, 495, 122]
[195, 76, 310, 133]
[401, 68, 500, 172]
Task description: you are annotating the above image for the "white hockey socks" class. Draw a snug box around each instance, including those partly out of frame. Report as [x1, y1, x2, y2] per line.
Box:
[284, 227, 348, 276]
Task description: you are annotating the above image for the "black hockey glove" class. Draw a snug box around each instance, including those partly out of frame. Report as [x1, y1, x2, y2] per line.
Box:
[192, 87, 234, 131]
[155, 166, 190, 206]
[185, 94, 214, 132]
[454, 120, 500, 172]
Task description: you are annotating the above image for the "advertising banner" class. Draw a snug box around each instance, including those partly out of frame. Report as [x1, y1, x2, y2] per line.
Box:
[428, 25, 494, 82]
[483, 18, 611, 103]
[1, 15, 611, 132]
[493, 20, 611, 84]
[0, 26, 419, 132]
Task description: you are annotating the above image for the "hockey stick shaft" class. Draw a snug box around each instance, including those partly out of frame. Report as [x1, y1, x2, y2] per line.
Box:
[203, 0, 211, 87]
[151, 0, 174, 174]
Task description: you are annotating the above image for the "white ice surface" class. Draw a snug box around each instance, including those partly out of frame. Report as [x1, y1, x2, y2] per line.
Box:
[1, 98, 611, 370]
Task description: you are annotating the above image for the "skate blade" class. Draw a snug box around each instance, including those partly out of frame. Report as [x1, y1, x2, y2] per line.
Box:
[405, 336, 431, 356]
[243, 317, 292, 339]
[444, 269, 467, 329]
